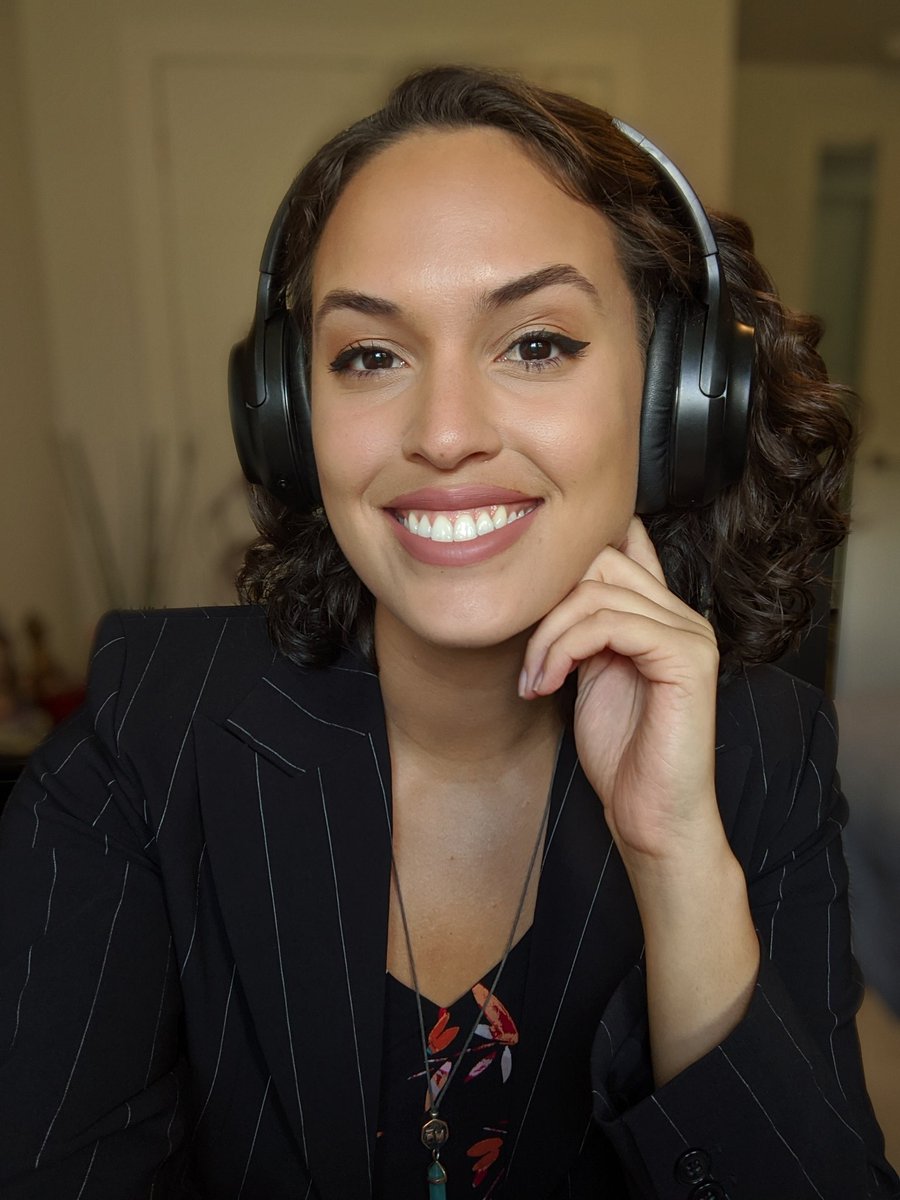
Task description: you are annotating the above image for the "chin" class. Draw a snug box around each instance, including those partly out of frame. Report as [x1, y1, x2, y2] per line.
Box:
[379, 596, 544, 655]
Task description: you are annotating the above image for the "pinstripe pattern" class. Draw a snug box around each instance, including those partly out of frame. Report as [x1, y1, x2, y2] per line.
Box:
[718, 1046, 826, 1199]
[116, 617, 166, 747]
[756, 984, 865, 1146]
[542, 755, 578, 863]
[74, 1139, 100, 1199]
[824, 837, 848, 1101]
[0, 608, 895, 1199]
[238, 1076, 272, 1198]
[745, 671, 769, 795]
[254, 753, 308, 1163]
[31, 734, 91, 847]
[10, 944, 32, 1050]
[650, 1094, 687, 1145]
[317, 766, 371, 1191]
[43, 846, 57, 935]
[506, 840, 615, 1176]
[179, 844, 207, 978]
[367, 731, 392, 834]
[93, 689, 118, 726]
[35, 860, 131, 1167]
[147, 618, 228, 846]
[91, 633, 124, 660]
[165, 1072, 181, 1157]
[190, 962, 237, 1137]
[145, 936, 173, 1086]
[263, 676, 368, 736]
[225, 718, 307, 772]
[91, 784, 114, 826]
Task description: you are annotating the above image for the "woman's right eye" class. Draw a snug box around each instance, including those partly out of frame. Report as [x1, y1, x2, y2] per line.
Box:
[328, 344, 407, 375]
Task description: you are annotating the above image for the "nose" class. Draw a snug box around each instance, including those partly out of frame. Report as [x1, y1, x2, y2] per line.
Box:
[401, 361, 503, 471]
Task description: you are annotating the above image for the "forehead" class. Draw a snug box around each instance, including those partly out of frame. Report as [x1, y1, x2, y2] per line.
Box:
[311, 127, 629, 305]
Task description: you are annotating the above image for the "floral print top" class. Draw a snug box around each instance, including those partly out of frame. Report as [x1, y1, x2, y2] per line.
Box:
[372, 928, 532, 1197]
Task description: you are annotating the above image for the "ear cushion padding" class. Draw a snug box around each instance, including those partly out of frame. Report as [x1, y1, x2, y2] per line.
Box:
[277, 317, 321, 510]
[637, 295, 682, 515]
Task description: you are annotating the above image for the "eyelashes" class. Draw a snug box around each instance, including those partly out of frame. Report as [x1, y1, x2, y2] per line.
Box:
[328, 344, 404, 375]
[499, 330, 590, 371]
[328, 329, 591, 379]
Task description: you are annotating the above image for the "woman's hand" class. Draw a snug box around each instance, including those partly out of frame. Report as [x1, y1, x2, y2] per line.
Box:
[521, 516, 759, 1084]
[519, 516, 722, 867]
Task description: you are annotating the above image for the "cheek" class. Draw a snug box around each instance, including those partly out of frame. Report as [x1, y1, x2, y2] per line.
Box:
[566, 384, 641, 485]
[312, 405, 376, 500]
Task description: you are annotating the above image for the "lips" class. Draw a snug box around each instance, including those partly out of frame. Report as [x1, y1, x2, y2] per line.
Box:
[386, 485, 537, 511]
[384, 487, 541, 566]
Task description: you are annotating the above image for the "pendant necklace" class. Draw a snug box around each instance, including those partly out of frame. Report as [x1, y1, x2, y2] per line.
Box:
[390, 740, 559, 1199]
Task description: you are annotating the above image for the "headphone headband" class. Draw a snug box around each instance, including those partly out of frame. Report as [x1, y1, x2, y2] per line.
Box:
[612, 119, 734, 401]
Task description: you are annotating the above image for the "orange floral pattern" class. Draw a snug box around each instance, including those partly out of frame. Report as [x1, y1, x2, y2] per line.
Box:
[418, 985, 520, 1191]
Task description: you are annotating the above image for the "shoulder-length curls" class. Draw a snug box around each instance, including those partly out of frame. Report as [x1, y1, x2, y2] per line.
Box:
[237, 65, 854, 675]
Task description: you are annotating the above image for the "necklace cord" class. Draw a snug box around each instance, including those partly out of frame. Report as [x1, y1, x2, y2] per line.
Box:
[389, 734, 563, 1119]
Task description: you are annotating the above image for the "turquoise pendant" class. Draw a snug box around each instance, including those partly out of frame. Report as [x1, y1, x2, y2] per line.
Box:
[427, 1157, 448, 1199]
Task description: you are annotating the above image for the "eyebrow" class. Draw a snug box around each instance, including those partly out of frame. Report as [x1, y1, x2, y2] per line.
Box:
[314, 263, 602, 329]
[314, 290, 401, 326]
[478, 264, 602, 312]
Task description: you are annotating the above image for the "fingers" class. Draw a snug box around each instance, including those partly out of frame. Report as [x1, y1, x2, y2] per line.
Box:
[579, 522, 700, 627]
[615, 516, 667, 586]
[522, 606, 718, 698]
[520, 525, 716, 699]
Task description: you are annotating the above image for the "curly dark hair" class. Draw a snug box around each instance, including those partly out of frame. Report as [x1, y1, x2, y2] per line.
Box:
[237, 65, 854, 674]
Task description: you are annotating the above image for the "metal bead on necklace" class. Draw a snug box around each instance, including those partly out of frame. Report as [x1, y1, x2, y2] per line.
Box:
[390, 751, 558, 1199]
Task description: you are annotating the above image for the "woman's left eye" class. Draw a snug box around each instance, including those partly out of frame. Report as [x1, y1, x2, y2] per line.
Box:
[329, 344, 407, 376]
[500, 330, 590, 371]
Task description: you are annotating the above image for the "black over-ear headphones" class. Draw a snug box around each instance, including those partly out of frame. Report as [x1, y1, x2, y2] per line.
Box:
[229, 120, 754, 515]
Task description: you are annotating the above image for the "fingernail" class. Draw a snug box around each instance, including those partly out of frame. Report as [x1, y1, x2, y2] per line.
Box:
[518, 668, 528, 698]
[533, 670, 544, 694]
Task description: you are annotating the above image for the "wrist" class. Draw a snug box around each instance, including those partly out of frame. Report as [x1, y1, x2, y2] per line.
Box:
[618, 806, 737, 900]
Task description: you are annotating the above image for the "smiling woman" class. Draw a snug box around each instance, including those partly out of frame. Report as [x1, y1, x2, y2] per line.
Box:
[1, 64, 896, 1200]
[308, 126, 642, 650]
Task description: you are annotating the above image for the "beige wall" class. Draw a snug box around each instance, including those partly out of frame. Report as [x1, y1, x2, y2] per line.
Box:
[4, 0, 737, 673]
[734, 64, 900, 699]
[0, 3, 81, 675]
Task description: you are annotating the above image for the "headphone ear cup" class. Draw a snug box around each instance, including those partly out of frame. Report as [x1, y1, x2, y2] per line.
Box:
[277, 315, 321, 512]
[636, 295, 682, 515]
[228, 310, 321, 513]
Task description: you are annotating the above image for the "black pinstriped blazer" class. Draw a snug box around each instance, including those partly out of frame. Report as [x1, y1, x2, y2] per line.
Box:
[0, 606, 896, 1199]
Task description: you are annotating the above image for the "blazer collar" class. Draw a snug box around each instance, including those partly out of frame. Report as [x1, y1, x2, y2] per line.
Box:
[220, 644, 383, 775]
[195, 644, 393, 1199]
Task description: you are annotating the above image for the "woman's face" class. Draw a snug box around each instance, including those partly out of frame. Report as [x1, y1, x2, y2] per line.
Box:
[310, 127, 644, 652]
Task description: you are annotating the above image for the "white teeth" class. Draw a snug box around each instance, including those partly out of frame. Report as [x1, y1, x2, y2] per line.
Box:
[453, 514, 477, 541]
[430, 514, 454, 542]
[400, 503, 535, 542]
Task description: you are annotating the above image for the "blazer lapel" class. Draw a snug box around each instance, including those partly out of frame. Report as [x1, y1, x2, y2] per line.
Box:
[194, 648, 392, 1200]
[502, 730, 642, 1196]
[502, 731, 753, 1197]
